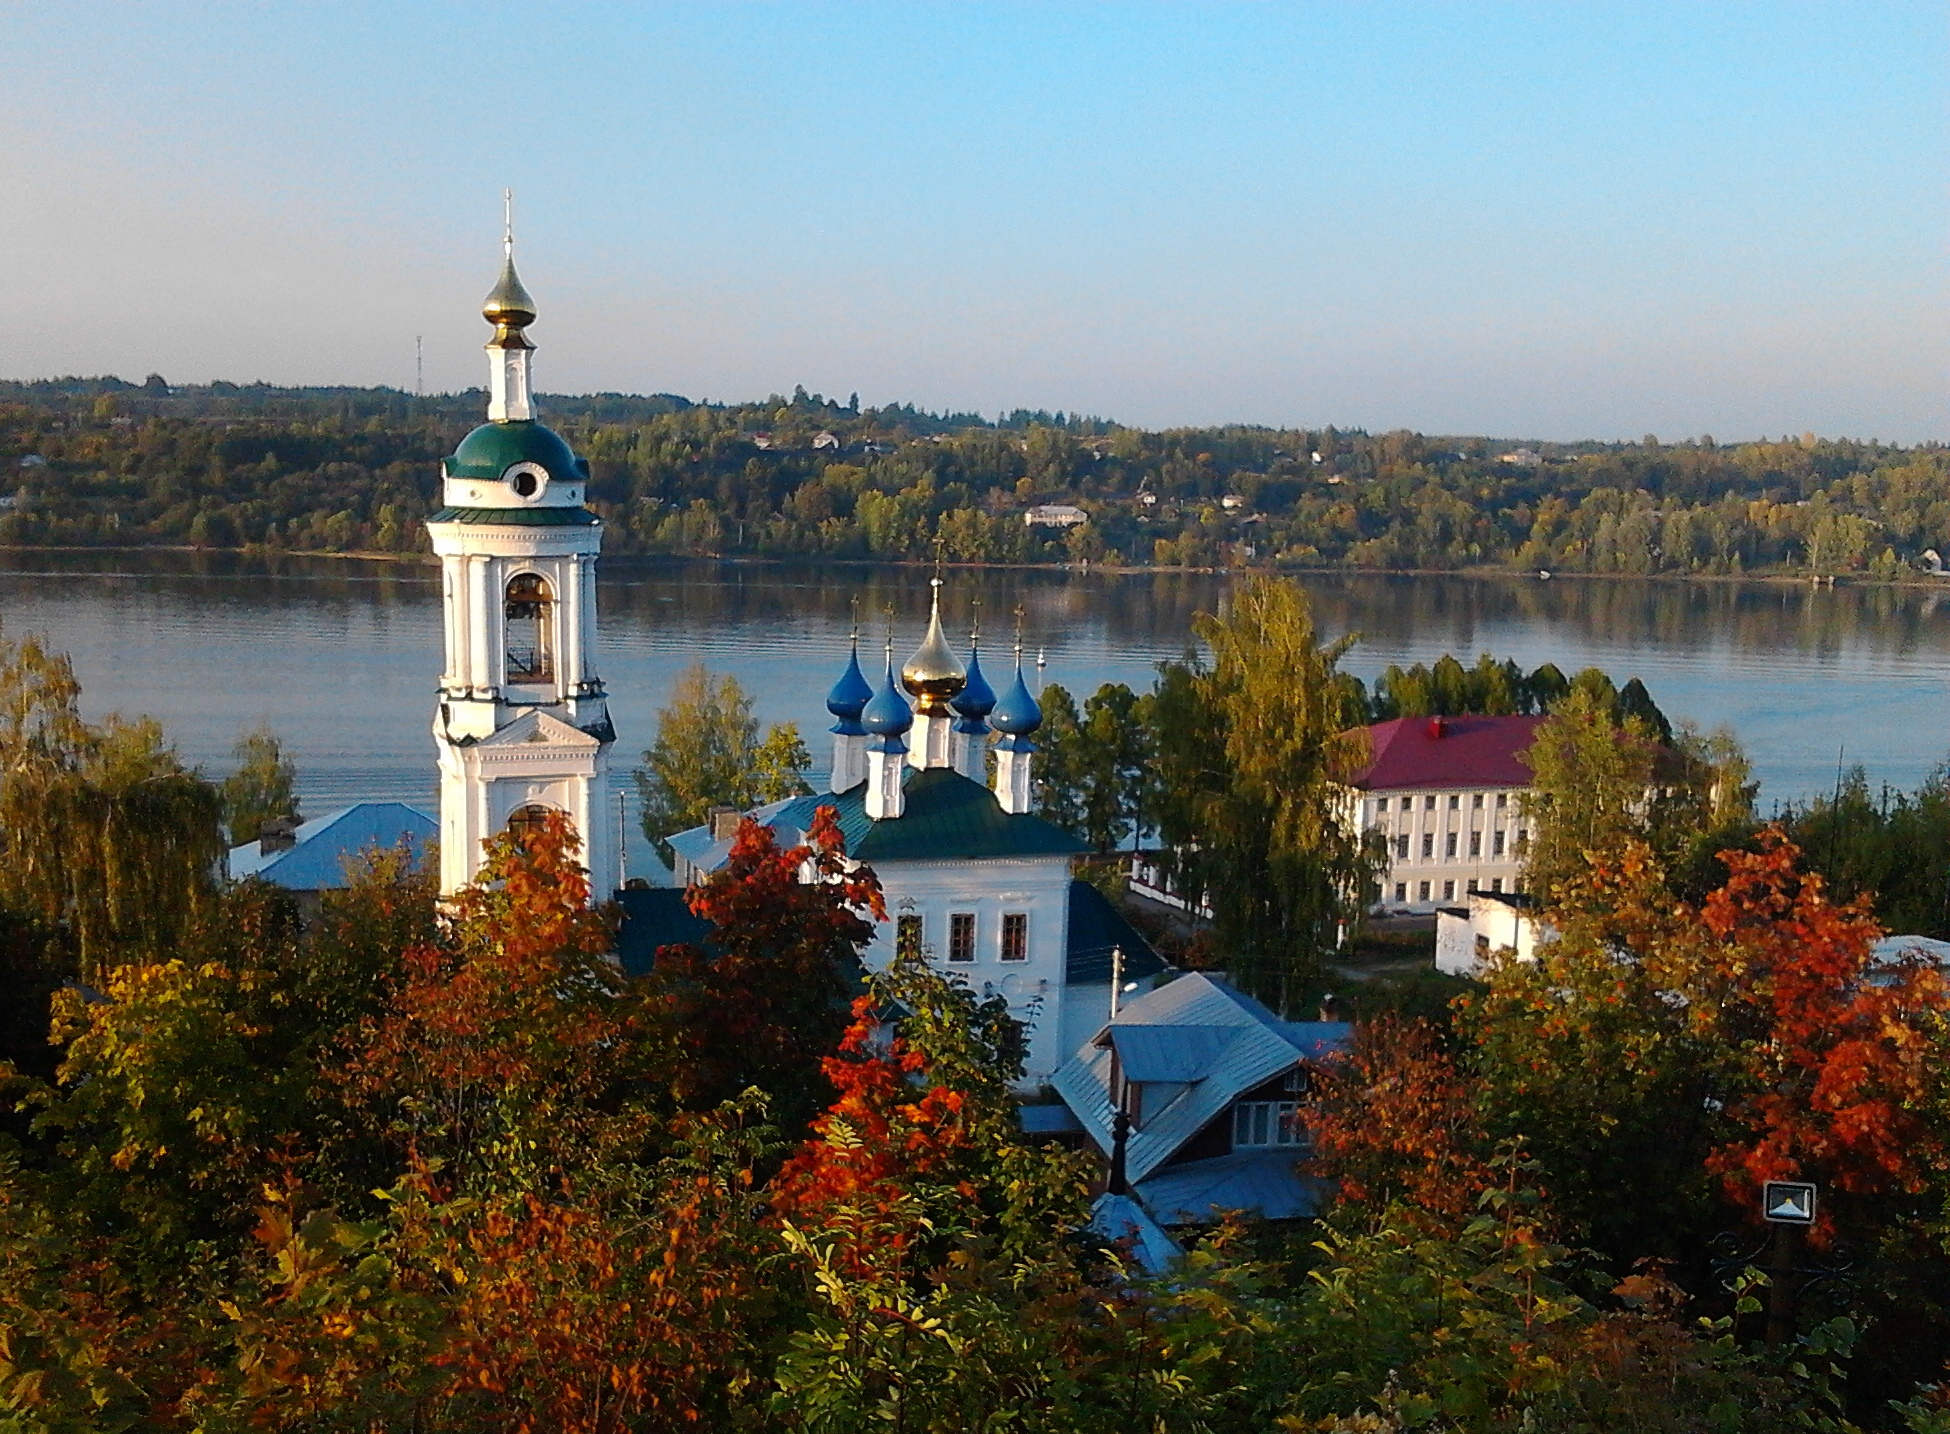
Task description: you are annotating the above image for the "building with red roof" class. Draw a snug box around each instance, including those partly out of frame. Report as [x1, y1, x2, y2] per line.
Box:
[1340, 714, 1544, 914]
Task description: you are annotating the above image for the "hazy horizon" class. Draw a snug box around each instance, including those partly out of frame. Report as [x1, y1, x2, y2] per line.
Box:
[3, 3, 1943, 444]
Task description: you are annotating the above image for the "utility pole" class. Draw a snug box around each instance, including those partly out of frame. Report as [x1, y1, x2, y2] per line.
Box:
[415, 335, 424, 399]
[1109, 945, 1125, 1020]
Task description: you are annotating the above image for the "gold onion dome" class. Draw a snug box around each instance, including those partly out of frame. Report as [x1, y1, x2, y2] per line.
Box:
[901, 580, 967, 714]
[482, 252, 537, 346]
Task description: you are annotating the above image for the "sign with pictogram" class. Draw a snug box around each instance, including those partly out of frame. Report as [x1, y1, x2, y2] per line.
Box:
[1761, 1180, 1817, 1226]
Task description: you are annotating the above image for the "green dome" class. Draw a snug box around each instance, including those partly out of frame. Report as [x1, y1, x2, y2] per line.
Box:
[445, 421, 588, 484]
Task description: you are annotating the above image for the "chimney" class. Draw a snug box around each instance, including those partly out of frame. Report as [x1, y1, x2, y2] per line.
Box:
[258, 817, 299, 855]
[708, 806, 742, 841]
[1107, 1108, 1132, 1196]
[1426, 714, 1447, 740]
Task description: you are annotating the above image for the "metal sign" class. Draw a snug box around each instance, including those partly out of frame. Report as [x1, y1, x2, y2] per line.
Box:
[1762, 1180, 1817, 1226]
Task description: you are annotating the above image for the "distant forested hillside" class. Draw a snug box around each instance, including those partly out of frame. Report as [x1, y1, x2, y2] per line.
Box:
[1, 374, 1945, 576]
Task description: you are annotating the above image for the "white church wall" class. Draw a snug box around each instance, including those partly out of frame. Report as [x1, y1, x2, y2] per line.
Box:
[864, 854, 1075, 1084]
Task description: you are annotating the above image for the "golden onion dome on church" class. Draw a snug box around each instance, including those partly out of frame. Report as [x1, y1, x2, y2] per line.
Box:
[901, 580, 967, 714]
[482, 252, 537, 346]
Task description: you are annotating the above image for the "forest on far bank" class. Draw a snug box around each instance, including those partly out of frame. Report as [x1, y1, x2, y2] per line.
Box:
[1, 374, 1946, 578]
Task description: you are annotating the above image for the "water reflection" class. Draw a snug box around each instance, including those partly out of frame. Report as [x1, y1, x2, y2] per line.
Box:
[0, 552, 1942, 815]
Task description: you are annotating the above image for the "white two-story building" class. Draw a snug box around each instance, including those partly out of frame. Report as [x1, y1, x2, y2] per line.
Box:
[1341, 713, 1544, 915]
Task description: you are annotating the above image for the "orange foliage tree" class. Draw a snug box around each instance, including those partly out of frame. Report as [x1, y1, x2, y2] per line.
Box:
[1303, 1014, 1494, 1227]
[333, 811, 643, 1188]
[645, 807, 883, 1128]
[1699, 829, 1948, 1232]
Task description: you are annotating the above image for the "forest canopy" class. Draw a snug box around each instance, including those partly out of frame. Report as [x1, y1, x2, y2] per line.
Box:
[1, 377, 1945, 578]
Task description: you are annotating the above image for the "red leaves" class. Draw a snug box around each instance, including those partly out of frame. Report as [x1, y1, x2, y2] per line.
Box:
[1700, 829, 1947, 1229]
[1305, 1014, 1494, 1224]
[648, 808, 881, 1121]
[333, 811, 630, 1178]
[768, 998, 977, 1277]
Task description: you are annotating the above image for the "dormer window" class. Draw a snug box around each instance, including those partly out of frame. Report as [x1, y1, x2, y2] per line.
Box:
[505, 573, 555, 684]
[1233, 1100, 1302, 1148]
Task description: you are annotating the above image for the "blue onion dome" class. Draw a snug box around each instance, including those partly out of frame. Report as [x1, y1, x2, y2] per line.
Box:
[861, 655, 914, 736]
[952, 645, 997, 721]
[989, 659, 1043, 736]
[826, 640, 874, 729]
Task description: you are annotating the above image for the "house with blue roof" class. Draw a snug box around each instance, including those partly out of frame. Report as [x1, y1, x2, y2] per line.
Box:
[660, 579, 1164, 1084]
[1050, 970, 1350, 1227]
[227, 803, 437, 909]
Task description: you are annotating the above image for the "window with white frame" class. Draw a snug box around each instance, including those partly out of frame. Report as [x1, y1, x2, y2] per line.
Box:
[1233, 1100, 1302, 1148]
[1000, 912, 1028, 962]
[948, 912, 975, 963]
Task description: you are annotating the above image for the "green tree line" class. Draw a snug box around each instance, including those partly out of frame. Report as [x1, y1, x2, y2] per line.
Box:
[3, 378, 1947, 577]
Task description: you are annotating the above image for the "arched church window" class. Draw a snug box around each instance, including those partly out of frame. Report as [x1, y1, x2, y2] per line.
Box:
[506, 803, 558, 846]
[504, 573, 555, 684]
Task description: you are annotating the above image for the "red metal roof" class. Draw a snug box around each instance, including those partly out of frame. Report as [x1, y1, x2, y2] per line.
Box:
[1344, 714, 1545, 792]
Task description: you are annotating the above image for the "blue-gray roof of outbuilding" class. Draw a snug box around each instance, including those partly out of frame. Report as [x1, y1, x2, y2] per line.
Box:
[1090, 1192, 1183, 1271]
[1049, 971, 1352, 1188]
[613, 886, 715, 977]
[227, 803, 436, 891]
[1107, 1024, 1241, 1083]
[1138, 1151, 1328, 1226]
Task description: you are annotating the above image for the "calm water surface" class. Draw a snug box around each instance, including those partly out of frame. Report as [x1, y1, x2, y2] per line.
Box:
[0, 553, 1944, 851]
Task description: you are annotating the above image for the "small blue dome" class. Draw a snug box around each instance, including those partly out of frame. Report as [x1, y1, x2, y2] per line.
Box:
[952, 647, 997, 719]
[826, 642, 874, 729]
[861, 657, 914, 737]
[989, 661, 1043, 736]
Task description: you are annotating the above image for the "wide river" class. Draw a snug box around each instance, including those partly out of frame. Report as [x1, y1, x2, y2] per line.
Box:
[1, 552, 1944, 875]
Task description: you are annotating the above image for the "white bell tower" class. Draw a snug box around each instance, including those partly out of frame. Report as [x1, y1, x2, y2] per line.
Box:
[427, 209, 616, 898]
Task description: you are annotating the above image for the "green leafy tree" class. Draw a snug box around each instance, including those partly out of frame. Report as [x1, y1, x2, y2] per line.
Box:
[1033, 681, 1151, 852]
[636, 664, 813, 860]
[1149, 577, 1382, 1012]
[0, 626, 223, 986]
[220, 724, 301, 846]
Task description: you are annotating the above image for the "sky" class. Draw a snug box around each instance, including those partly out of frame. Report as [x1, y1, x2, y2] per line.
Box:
[2, 2, 1944, 441]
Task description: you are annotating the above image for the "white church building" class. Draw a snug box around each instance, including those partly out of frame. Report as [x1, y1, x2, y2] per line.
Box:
[662, 586, 1163, 1085]
[425, 230, 618, 897]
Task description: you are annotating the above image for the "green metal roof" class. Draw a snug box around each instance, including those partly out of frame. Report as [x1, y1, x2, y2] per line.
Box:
[773, 767, 1088, 864]
[427, 505, 600, 526]
[445, 420, 590, 483]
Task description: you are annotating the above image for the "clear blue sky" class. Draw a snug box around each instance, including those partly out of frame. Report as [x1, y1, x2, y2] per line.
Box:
[3, 2, 1943, 440]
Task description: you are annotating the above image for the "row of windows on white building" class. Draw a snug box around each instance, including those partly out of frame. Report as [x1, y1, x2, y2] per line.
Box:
[1390, 874, 1523, 905]
[1366, 790, 1530, 864]
[896, 910, 1030, 964]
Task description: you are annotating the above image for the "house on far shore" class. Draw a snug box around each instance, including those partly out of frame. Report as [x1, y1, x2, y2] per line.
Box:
[226, 802, 436, 911]
[1049, 971, 1349, 1229]
[1024, 503, 1088, 528]
[1340, 713, 1544, 916]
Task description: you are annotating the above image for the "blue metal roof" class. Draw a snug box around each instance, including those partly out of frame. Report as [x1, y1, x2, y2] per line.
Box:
[1049, 972, 1352, 1187]
[1090, 1192, 1183, 1270]
[1107, 1025, 1241, 1083]
[613, 886, 715, 977]
[227, 803, 435, 891]
[1138, 1151, 1328, 1226]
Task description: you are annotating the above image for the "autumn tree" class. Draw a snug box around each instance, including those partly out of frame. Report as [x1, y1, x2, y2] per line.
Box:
[0, 626, 224, 985]
[334, 811, 639, 1191]
[1149, 577, 1381, 1011]
[220, 723, 302, 846]
[644, 806, 883, 1131]
[1304, 1014, 1493, 1228]
[635, 664, 812, 859]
